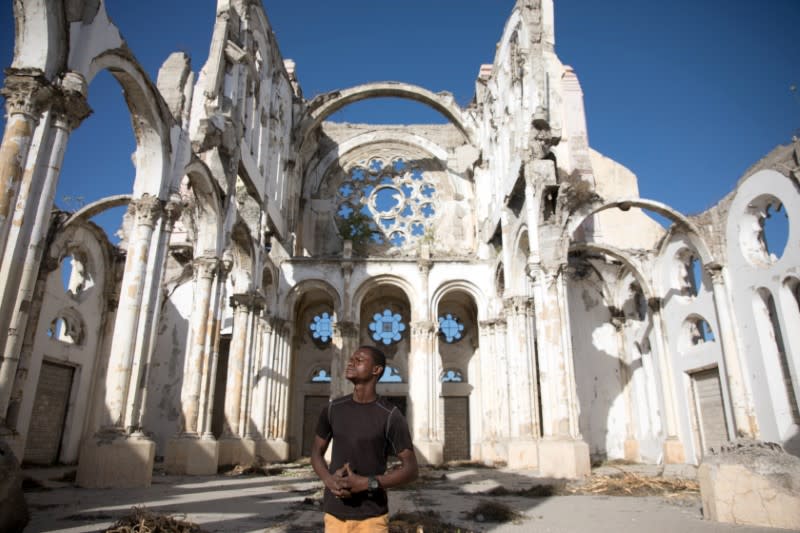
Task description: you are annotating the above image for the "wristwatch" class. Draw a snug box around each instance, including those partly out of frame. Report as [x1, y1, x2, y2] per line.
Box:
[367, 475, 380, 494]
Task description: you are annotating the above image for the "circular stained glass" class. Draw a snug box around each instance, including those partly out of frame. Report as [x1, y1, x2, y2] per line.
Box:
[438, 314, 464, 343]
[334, 157, 439, 249]
[369, 309, 406, 345]
[310, 312, 334, 343]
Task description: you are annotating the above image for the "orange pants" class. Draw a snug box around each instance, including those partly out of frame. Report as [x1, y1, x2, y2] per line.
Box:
[323, 512, 389, 532]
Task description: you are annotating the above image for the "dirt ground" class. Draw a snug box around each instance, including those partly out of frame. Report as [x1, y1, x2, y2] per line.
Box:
[20, 461, 792, 532]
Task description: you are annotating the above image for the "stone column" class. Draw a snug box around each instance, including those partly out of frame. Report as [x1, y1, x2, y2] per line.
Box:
[165, 255, 220, 475]
[706, 263, 757, 438]
[218, 292, 254, 466]
[505, 296, 539, 468]
[528, 262, 590, 478]
[0, 75, 89, 431]
[648, 297, 686, 463]
[101, 195, 163, 429]
[200, 255, 230, 439]
[252, 310, 267, 440]
[276, 320, 293, 443]
[409, 320, 441, 465]
[333, 321, 359, 398]
[257, 316, 288, 461]
[611, 314, 641, 462]
[477, 319, 499, 463]
[126, 198, 182, 433]
[0, 70, 52, 260]
[76, 195, 163, 488]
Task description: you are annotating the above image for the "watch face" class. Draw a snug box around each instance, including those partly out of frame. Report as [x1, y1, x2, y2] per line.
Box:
[369, 477, 379, 490]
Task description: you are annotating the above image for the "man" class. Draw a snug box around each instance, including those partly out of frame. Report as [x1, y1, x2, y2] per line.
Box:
[311, 345, 419, 532]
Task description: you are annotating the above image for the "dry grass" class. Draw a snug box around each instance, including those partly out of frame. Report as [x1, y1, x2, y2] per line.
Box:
[104, 507, 207, 533]
[567, 469, 699, 497]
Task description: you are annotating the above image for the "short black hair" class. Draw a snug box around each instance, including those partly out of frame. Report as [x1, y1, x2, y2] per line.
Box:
[357, 345, 386, 371]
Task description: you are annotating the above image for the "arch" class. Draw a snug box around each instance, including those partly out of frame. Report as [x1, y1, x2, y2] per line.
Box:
[569, 243, 655, 301]
[567, 197, 715, 264]
[87, 50, 174, 198]
[351, 275, 418, 323]
[229, 221, 256, 293]
[304, 131, 451, 199]
[298, 82, 476, 149]
[430, 280, 487, 322]
[63, 194, 131, 229]
[183, 158, 224, 257]
[285, 279, 343, 321]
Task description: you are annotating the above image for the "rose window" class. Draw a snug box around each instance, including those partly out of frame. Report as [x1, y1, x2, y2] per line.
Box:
[369, 309, 406, 345]
[310, 312, 334, 343]
[438, 314, 465, 343]
[335, 157, 438, 248]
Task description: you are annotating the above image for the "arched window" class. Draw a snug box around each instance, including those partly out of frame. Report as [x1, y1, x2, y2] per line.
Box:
[680, 315, 715, 352]
[369, 309, 406, 345]
[47, 311, 84, 345]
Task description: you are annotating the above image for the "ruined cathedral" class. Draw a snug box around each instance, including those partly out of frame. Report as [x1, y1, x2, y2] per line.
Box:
[0, 0, 798, 488]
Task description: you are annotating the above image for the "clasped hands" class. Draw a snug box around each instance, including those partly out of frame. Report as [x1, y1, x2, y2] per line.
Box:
[326, 462, 368, 499]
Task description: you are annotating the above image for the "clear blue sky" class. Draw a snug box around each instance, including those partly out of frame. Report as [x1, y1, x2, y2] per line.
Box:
[0, 1, 797, 232]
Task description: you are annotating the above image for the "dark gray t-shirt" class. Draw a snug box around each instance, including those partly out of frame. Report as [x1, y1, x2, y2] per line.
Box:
[315, 394, 413, 519]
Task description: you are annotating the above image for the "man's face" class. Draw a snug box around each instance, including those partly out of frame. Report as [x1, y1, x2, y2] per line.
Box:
[345, 348, 381, 383]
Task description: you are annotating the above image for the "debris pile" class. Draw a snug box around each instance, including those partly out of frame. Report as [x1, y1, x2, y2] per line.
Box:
[104, 507, 207, 533]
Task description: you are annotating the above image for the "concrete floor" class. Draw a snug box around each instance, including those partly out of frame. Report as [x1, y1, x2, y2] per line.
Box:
[20, 463, 792, 532]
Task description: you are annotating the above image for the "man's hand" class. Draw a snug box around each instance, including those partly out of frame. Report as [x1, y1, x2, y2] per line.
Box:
[342, 463, 370, 494]
[326, 463, 353, 499]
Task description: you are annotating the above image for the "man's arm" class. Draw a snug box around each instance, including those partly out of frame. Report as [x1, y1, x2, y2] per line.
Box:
[310, 435, 351, 498]
[343, 447, 418, 493]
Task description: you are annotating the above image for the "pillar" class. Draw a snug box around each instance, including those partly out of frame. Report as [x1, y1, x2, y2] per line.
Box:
[76, 194, 164, 488]
[218, 292, 256, 467]
[611, 313, 641, 462]
[409, 320, 442, 465]
[0, 70, 52, 264]
[648, 297, 687, 463]
[706, 263, 758, 438]
[0, 73, 89, 435]
[165, 256, 220, 475]
[505, 296, 539, 468]
[528, 262, 590, 478]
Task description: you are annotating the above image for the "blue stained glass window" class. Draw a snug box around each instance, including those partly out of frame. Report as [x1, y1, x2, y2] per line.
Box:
[369, 309, 406, 345]
[441, 369, 464, 382]
[421, 204, 435, 218]
[339, 183, 354, 197]
[401, 205, 414, 217]
[380, 365, 403, 383]
[411, 168, 424, 181]
[310, 312, 334, 343]
[351, 168, 366, 181]
[421, 184, 436, 198]
[438, 313, 464, 343]
[410, 222, 425, 236]
[389, 232, 406, 247]
[337, 204, 354, 218]
[401, 184, 413, 198]
[311, 368, 332, 382]
[370, 159, 384, 172]
[393, 159, 407, 172]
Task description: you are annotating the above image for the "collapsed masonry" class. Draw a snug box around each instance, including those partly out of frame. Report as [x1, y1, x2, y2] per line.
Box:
[0, 0, 798, 497]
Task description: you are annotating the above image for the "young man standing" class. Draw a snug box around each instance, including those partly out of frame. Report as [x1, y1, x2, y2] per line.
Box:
[311, 345, 419, 532]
